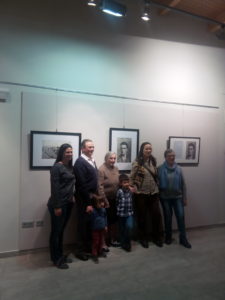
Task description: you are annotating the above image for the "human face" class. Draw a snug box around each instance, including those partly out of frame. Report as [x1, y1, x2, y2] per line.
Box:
[121, 180, 130, 190]
[121, 144, 128, 155]
[106, 154, 116, 167]
[188, 145, 194, 155]
[63, 147, 73, 163]
[143, 144, 152, 159]
[82, 141, 94, 158]
[166, 152, 175, 166]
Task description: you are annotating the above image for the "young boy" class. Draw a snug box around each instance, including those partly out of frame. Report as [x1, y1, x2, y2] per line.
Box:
[116, 174, 134, 252]
[90, 194, 108, 263]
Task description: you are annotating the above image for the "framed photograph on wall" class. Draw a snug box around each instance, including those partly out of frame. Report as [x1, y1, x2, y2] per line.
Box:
[109, 128, 139, 172]
[30, 131, 81, 169]
[168, 136, 200, 165]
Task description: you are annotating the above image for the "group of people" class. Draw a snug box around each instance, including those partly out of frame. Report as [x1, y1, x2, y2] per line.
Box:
[47, 139, 191, 270]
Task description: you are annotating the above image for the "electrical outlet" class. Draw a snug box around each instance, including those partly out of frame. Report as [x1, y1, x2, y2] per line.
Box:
[36, 220, 44, 227]
[22, 221, 34, 228]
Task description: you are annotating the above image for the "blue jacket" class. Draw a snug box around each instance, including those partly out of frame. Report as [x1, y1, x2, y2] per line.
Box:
[91, 207, 107, 230]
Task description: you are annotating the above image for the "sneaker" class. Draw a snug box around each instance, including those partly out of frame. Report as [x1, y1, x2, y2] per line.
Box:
[99, 252, 107, 258]
[180, 239, 192, 249]
[122, 243, 131, 252]
[140, 240, 149, 248]
[165, 236, 172, 245]
[92, 256, 99, 264]
[102, 247, 110, 253]
[154, 240, 163, 248]
[75, 253, 89, 261]
[110, 241, 121, 247]
[54, 260, 69, 269]
[63, 255, 73, 263]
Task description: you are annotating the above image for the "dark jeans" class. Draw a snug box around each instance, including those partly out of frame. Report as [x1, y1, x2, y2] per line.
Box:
[135, 193, 164, 242]
[76, 196, 92, 254]
[118, 215, 134, 247]
[160, 197, 186, 240]
[48, 202, 73, 264]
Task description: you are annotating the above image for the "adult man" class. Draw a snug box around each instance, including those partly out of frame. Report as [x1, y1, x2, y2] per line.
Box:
[74, 139, 98, 260]
[158, 149, 191, 249]
[117, 141, 131, 163]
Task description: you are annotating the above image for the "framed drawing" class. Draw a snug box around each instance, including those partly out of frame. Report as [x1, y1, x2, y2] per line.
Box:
[168, 136, 200, 164]
[109, 128, 139, 172]
[30, 131, 81, 169]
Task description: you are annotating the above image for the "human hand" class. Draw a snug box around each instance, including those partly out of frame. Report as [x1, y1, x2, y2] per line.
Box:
[129, 185, 137, 193]
[183, 199, 187, 206]
[86, 205, 93, 213]
[54, 208, 62, 216]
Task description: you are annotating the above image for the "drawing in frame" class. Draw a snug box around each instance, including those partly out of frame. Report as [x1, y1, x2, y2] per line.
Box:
[168, 136, 200, 165]
[109, 128, 139, 172]
[30, 131, 81, 170]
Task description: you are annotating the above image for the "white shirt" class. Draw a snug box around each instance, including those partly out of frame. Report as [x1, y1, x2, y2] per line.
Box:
[81, 153, 96, 168]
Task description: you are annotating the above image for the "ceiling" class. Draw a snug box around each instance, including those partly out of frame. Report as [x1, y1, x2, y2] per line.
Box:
[150, 0, 225, 33]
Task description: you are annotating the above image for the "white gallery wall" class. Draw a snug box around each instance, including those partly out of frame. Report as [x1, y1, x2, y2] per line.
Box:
[0, 0, 225, 253]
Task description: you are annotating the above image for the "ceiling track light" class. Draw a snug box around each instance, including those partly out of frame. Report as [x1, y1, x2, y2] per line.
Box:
[100, 0, 126, 17]
[87, 0, 97, 7]
[141, 0, 151, 22]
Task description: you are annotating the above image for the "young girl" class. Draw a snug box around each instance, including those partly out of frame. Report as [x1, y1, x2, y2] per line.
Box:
[116, 174, 134, 252]
[90, 194, 108, 263]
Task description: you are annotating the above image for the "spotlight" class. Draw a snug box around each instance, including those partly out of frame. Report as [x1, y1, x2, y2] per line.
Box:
[100, 0, 126, 17]
[141, 0, 151, 22]
[87, 0, 97, 6]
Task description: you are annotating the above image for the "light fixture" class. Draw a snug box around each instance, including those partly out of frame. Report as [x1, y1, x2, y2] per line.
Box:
[100, 0, 126, 17]
[87, 0, 97, 7]
[141, 0, 151, 22]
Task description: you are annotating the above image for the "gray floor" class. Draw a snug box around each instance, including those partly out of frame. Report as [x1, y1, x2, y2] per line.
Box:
[0, 226, 225, 300]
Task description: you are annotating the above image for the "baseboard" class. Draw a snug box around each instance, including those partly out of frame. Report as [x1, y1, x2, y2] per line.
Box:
[0, 224, 225, 258]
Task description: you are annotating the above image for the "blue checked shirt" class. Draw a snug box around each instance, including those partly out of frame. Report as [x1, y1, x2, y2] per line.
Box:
[116, 188, 134, 217]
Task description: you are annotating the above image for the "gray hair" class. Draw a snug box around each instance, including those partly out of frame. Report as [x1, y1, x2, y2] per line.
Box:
[164, 149, 175, 158]
[104, 151, 116, 162]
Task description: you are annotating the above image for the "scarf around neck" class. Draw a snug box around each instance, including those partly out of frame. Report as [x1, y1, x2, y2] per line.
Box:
[159, 161, 181, 190]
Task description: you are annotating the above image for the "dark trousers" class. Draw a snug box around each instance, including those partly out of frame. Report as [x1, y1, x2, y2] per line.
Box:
[76, 196, 92, 254]
[48, 202, 73, 264]
[118, 215, 134, 247]
[92, 229, 104, 256]
[135, 193, 164, 242]
[160, 197, 186, 240]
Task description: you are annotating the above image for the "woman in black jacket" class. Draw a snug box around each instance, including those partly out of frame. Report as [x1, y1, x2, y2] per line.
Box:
[48, 143, 75, 269]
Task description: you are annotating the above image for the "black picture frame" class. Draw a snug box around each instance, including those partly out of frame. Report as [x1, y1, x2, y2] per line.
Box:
[30, 131, 81, 170]
[109, 128, 139, 172]
[168, 136, 200, 165]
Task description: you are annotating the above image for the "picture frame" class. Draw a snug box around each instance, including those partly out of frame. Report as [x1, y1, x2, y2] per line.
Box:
[109, 128, 139, 172]
[168, 136, 200, 165]
[30, 131, 81, 169]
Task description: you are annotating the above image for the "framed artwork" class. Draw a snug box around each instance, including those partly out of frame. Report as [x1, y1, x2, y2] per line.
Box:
[109, 128, 139, 172]
[30, 131, 81, 169]
[168, 136, 200, 165]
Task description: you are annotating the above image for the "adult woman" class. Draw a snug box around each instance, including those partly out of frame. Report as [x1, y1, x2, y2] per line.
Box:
[48, 143, 75, 269]
[130, 142, 163, 248]
[98, 152, 120, 247]
[158, 149, 191, 248]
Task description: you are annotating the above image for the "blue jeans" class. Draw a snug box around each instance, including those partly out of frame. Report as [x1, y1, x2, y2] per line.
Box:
[118, 215, 134, 247]
[160, 197, 186, 240]
[48, 203, 73, 264]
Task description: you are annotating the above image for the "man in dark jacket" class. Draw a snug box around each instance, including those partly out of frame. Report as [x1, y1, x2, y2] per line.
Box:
[74, 139, 98, 260]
